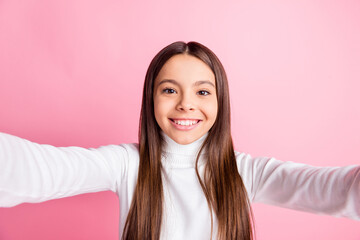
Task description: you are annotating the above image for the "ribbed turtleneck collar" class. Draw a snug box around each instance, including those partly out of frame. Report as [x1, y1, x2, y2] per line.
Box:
[161, 132, 208, 168]
[162, 132, 208, 155]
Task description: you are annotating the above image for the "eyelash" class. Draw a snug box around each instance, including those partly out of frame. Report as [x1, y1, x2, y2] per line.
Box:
[162, 88, 177, 94]
[197, 90, 210, 96]
[162, 88, 211, 96]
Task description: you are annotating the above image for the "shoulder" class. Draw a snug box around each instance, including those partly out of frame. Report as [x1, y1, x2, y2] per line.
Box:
[94, 143, 140, 172]
[120, 143, 140, 167]
[120, 143, 140, 155]
[233, 151, 254, 199]
[234, 150, 276, 170]
[234, 151, 255, 179]
[113, 143, 140, 165]
[234, 150, 274, 201]
[92, 142, 139, 158]
[96, 143, 140, 184]
[234, 150, 256, 172]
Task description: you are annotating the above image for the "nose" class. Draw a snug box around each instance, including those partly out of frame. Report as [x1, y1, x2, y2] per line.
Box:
[176, 93, 195, 111]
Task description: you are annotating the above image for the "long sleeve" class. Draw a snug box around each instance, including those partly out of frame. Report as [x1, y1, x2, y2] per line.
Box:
[236, 152, 360, 220]
[0, 132, 129, 207]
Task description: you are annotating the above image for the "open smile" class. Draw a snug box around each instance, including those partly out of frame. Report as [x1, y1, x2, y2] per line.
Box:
[169, 118, 202, 130]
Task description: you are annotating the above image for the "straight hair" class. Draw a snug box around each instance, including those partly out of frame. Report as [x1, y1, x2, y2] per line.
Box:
[122, 41, 254, 240]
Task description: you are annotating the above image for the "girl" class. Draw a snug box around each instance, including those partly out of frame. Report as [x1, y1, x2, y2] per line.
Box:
[0, 41, 359, 240]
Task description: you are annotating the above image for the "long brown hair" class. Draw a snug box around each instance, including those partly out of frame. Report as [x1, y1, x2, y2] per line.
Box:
[122, 41, 254, 240]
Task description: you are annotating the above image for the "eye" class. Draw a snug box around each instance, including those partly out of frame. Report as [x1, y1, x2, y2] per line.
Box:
[197, 90, 210, 96]
[162, 88, 177, 94]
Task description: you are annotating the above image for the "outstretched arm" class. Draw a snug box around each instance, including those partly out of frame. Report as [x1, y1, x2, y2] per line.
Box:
[237, 152, 360, 220]
[0, 132, 128, 207]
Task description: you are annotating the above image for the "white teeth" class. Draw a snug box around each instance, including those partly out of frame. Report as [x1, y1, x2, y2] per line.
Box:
[173, 120, 198, 126]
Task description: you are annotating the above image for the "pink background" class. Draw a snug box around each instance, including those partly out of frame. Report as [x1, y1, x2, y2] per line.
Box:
[0, 0, 359, 239]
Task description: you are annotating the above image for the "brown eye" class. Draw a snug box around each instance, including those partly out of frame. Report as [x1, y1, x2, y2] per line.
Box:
[198, 90, 210, 96]
[162, 88, 177, 94]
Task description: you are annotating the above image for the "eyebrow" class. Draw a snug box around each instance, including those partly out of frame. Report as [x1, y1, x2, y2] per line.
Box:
[157, 79, 215, 88]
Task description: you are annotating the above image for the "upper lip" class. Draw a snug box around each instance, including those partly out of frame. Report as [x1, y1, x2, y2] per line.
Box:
[169, 118, 202, 121]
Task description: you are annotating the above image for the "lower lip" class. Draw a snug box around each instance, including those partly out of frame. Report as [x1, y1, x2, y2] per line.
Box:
[169, 119, 201, 131]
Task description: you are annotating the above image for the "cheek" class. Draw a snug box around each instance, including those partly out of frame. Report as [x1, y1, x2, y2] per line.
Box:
[154, 97, 172, 121]
[153, 101, 162, 124]
[206, 99, 218, 121]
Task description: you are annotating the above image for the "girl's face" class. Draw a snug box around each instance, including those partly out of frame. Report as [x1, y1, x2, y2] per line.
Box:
[153, 54, 218, 145]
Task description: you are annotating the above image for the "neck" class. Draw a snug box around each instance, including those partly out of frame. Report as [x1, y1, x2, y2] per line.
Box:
[161, 132, 208, 167]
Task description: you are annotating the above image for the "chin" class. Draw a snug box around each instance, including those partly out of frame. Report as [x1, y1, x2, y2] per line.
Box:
[171, 135, 199, 145]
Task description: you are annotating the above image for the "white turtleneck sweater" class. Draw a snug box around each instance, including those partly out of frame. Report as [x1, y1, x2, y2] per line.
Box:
[0, 132, 359, 239]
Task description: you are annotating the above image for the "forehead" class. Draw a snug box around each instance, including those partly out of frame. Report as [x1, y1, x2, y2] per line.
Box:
[155, 54, 216, 86]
